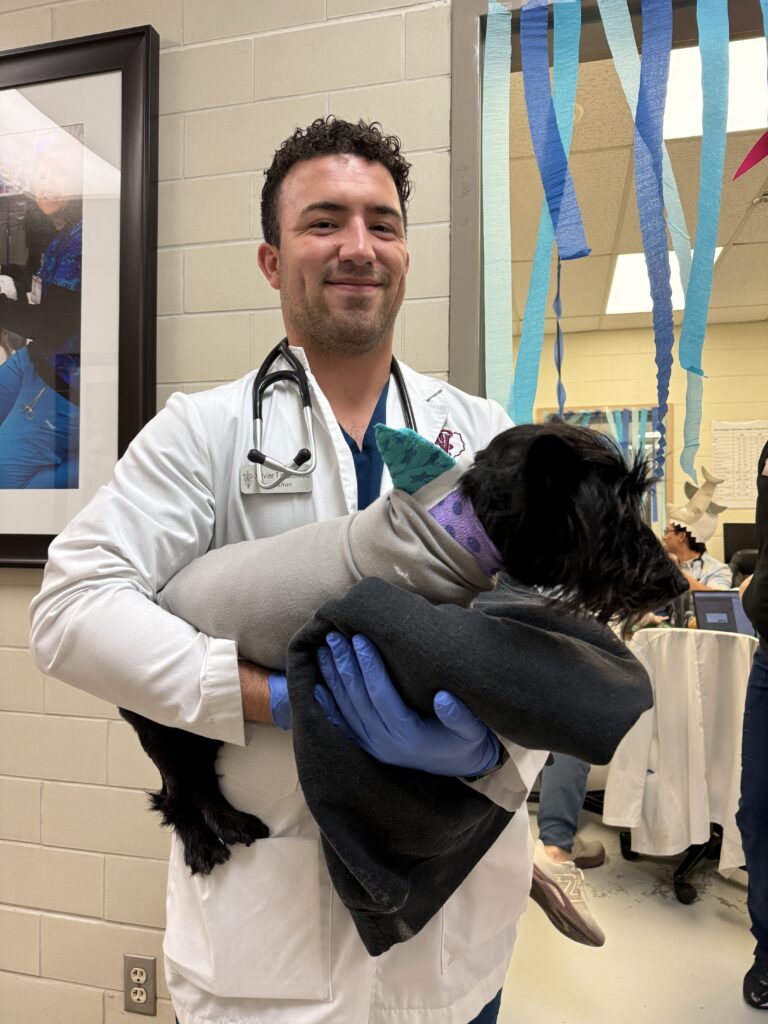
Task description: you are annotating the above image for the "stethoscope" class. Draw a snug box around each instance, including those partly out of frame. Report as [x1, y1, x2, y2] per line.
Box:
[246, 339, 417, 490]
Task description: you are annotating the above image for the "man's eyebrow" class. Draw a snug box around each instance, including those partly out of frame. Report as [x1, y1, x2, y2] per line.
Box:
[299, 201, 403, 222]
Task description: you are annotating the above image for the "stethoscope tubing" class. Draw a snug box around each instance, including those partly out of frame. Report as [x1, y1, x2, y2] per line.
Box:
[248, 339, 416, 489]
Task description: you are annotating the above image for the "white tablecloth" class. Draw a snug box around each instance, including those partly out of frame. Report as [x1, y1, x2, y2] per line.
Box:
[603, 627, 758, 876]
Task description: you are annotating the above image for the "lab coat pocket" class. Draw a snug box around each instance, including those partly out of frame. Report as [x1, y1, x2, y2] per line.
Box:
[440, 820, 526, 974]
[165, 836, 332, 1000]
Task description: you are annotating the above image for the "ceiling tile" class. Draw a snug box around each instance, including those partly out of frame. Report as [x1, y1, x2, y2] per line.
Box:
[709, 242, 768, 307]
[618, 130, 768, 251]
[735, 178, 768, 243]
[511, 255, 612, 319]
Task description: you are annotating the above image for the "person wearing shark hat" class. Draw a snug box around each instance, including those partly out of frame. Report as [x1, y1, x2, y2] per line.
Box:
[663, 467, 732, 591]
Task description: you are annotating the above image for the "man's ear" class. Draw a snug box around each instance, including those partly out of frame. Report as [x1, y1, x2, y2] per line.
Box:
[522, 433, 583, 496]
[257, 242, 281, 291]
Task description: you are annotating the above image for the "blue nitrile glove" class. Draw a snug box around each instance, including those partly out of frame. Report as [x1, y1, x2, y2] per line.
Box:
[268, 672, 291, 730]
[314, 633, 499, 776]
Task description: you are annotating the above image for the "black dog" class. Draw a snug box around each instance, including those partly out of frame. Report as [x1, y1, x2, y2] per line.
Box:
[121, 422, 687, 875]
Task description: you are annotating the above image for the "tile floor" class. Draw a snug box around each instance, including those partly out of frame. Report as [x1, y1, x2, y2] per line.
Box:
[500, 813, 756, 1024]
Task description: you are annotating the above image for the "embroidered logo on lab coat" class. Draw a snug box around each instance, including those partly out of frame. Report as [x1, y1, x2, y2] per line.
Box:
[436, 429, 465, 458]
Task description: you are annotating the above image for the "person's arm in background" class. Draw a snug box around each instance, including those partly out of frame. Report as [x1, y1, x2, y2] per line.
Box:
[684, 561, 733, 592]
[29, 392, 262, 744]
[743, 440, 768, 638]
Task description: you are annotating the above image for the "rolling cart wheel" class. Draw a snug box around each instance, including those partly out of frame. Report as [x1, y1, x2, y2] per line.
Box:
[620, 831, 638, 861]
[674, 879, 697, 904]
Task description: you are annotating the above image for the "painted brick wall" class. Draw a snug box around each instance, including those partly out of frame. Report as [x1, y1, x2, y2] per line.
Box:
[0, 2, 451, 1020]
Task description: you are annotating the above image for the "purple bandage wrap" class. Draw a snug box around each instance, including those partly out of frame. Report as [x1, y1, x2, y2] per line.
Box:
[429, 489, 503, 577]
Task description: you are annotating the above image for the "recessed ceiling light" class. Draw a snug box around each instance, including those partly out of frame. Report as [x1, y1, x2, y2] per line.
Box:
[606, 249, 724, 315]
[664, 37, 768, 140]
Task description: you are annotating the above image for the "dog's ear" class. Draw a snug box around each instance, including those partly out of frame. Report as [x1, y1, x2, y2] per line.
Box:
[522, 433, 585, 496]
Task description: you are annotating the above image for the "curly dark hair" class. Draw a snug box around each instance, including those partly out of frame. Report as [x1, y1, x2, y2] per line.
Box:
[261, 116, 412, 247]
[669, 523, 707, 555]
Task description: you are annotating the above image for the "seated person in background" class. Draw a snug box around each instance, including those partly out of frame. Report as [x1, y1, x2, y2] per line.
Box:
[663, 468, 732, 592]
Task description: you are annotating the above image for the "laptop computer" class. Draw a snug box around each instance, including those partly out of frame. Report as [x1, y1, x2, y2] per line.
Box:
[692, 590, 757, 637]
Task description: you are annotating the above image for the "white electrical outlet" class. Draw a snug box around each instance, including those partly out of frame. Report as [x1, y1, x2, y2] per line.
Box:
[124, 954, 157, 1016]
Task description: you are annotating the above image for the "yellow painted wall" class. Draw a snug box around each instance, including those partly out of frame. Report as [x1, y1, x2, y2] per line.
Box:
[532, 320, 768, 561]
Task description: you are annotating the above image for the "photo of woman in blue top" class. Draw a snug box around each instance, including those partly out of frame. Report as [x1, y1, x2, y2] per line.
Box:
[0, 133, 82, 489]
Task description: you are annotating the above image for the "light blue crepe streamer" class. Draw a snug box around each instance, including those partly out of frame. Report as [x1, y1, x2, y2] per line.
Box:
[604, 408, 621, 447]
[520, 0, 590, 261]
[679, 0, 730, 483]
[482, 0, 515, 409]
[511, 0, 582, 424]
[597, 0, 692, 295]
[638, 408, 648, 457]
[633, 0, 675, 478]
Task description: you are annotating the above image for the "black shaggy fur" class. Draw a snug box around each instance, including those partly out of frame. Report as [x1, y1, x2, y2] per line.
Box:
[121, 421, 687, 876]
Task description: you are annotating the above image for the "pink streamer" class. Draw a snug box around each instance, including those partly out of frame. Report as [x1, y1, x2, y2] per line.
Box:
[733, 130, 768, 179]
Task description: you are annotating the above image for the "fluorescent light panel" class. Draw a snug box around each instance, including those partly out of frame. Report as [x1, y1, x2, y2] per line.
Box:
[606, 249, 723, 315]
[664, 38, 768, 140]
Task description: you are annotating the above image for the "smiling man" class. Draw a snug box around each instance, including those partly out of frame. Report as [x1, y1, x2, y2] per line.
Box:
[29, 118, 545, 1024]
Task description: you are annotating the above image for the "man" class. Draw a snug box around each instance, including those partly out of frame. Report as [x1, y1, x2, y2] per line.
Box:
[29, 118, 547, 1024]
[662, 469, 732, 592]
[737, 439, 768, 1009]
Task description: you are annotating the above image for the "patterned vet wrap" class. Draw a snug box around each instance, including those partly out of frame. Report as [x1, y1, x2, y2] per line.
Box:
[375, 423, 455, 494]
[429, 489, 502, 577]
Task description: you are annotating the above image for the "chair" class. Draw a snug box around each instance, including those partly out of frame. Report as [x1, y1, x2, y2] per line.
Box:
[603, 627, 758, 903]
[730, 548, 758, 587]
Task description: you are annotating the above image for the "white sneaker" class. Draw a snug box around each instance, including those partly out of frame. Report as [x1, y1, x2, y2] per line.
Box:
[570, 835, 606, 869]
[530, 840, 606, 947]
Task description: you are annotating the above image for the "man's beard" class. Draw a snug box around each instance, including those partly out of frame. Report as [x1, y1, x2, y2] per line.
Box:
[288, 288, 399, 356]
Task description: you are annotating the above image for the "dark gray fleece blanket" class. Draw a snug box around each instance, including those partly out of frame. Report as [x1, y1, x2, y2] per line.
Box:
[286, 577, 652, 956]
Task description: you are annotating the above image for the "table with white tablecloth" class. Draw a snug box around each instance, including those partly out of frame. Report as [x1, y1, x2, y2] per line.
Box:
[603, 627, 758, 876]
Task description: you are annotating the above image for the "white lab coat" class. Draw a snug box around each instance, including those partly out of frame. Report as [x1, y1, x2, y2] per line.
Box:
[29, 347, 547, 1024]
[603, 627, 757, 876]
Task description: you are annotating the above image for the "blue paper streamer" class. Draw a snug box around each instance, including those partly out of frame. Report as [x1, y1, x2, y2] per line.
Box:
[552, 257, 566, 415]
[511, 0, 582, 424]
[633, 0, 674, 478]
[650, 407, 660, 519]
[679, 0, 730, 483]
[520, 0, 590, 261]
[597, 0, 692, 295]
[482, 0, 515, 409]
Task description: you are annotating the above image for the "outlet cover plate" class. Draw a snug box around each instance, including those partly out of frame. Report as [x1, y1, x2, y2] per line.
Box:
[123, 954, 157, 1016]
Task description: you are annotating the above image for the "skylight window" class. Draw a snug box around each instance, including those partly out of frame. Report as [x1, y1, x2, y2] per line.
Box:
[606, 249, 724, 315]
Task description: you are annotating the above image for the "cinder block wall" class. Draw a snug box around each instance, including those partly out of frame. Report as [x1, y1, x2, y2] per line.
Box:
[0, 3, 451, 1021]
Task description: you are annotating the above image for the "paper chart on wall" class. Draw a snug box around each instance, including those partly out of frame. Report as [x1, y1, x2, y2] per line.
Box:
[711, 421, 768, 508]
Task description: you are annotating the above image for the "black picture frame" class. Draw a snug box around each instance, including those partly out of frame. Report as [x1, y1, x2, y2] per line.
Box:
[0, 26, 159, 567]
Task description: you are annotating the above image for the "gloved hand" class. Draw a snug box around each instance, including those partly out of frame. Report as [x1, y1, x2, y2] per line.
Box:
[315, 632, 499, 777]
[268, 672, 291, 730]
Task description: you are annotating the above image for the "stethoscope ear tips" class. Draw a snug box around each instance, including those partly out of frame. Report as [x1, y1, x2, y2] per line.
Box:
[294, 448, 312, 467]
[247, 449, 264, 464]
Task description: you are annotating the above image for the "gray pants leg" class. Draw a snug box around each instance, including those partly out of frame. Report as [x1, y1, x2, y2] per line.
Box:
[537, 753, 591, 850]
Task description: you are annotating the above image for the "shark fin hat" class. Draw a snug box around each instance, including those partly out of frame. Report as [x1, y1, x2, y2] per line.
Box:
[667, 467, 728, 544]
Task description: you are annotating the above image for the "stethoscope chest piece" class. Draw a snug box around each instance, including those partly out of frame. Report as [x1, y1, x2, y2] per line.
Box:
[242, 337, 415, 495]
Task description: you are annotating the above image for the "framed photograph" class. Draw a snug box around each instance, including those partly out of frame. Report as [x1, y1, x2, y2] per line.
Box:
[0, 26, 159, 566]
